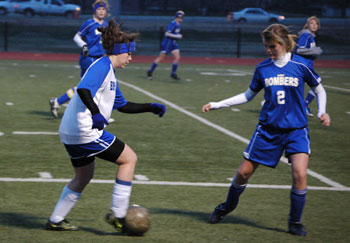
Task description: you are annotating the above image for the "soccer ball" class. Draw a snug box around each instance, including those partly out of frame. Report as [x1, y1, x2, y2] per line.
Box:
[124, 204, 151, 236]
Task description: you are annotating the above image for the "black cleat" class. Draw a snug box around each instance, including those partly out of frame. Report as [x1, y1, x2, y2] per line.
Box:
[288, 222, 307, 236]
[45, 219, 78, 231]
[105, 212, 126, 233]
[147, 71, 153, 80]
[170, 74, 180, 80]
[208, 203, 231, 224]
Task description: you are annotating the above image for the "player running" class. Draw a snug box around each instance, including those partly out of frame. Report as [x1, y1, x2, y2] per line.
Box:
[296, 16, 323, 117]
[49, 0, 109, 119]
[147, 10, 184, 81]
[45, 20, 166, 232]
[202, 24, 330, 237]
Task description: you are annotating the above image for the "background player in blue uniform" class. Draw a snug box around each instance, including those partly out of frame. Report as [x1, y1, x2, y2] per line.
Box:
[49, 0, 109, 119]
[296, 16, 323, 117]
[202, 24, 330, 236]
[45, 20, 166, 232]
[147, 10, 185, 81]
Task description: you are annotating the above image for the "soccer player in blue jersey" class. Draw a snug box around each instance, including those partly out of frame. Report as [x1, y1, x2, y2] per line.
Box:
[296, 16, 323, 117]
[202, 24, 330, 236]
[45, 20, 166, 232]
[49, 0, 109, 119]
[147, 10, 185, 81]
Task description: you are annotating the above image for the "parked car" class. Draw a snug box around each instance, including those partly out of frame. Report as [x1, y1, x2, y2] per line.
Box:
[227, 8, 285, 23]
[12, 0, 80, 17]
[0, 0, 15, 15]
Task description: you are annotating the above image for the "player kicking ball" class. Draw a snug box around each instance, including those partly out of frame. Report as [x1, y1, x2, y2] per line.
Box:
[45, 20, 166, 232]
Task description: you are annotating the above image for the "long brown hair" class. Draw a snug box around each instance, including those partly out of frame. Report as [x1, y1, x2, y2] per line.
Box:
[98, 20, 139, 54]
[261, 24, 297, 52]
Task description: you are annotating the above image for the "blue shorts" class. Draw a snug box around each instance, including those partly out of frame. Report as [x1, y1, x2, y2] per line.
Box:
[79, 55, 101, 77]
[64, 130, 116, 159]
[243, 125, 310, 168]
[160, 38, 179, 54]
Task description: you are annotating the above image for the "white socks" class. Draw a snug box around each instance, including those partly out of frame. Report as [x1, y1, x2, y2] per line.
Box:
[111, 182, 132, 218]
[49, 185, 81, 223]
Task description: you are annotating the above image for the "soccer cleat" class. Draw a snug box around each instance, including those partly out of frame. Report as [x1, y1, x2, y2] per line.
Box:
[305, 107, 314, 117]
[105, 212, 126, 233]
[49, 97, 60, 119]
[288, 222, 307, 236]
[45, 219, 78, 231]
[170, 73, 180, 80]
[208, 203, 231, 224]
[147, 71, 153, 80]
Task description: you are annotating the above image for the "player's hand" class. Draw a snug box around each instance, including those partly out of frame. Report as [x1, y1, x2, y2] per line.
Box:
[202, 104, 211, 113]
[150, 103, 166, 117]
[178, 34, 183, 39]
[319, 113, 330, 127]
[92, 113, 109, 130]
[82, 45, 89, 57]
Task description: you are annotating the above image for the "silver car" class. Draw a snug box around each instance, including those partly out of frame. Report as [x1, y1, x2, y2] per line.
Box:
[0, 0, 16, 15]
[228, 8, 285, 23]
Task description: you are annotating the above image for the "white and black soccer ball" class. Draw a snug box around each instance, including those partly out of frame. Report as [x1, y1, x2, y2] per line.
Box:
[124, 204, 151, 236]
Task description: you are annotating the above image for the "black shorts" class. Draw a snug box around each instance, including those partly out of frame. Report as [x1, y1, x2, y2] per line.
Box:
[70, 137, 125, 168]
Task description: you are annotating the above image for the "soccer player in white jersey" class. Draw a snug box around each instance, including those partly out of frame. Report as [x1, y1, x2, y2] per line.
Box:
[202, 24, 330, 236]
[147, 10, 184, 81]
[296, 16, 323, 117]
[49, 0, 109, 119]
[45, 20, 166, 232]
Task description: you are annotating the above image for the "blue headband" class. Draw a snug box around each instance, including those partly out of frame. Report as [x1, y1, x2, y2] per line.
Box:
[110, 41, 135, 55]
[94, 2, 106, 12]
[175, 11, 184, 18]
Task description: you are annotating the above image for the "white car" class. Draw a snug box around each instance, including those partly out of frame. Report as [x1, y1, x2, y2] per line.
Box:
[0, 0, 16, 15]
[228, 8, 285, 23]
[12, 0, 80, 17]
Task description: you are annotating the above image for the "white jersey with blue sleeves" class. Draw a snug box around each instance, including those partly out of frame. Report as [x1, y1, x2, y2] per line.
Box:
[59, 56, 127, 144]
[250, 54, 321, 129]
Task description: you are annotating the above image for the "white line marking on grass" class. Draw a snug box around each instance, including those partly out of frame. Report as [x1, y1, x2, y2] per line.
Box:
[39, 172, 52, 179]
[0, 177, 349, 191]
[12, 131, 59, 135]
[323, 85, 350, 92]
[0, 132, 4, 136]
[200, 72, 247, 76]
[134, 174, 150, 181]
[231, 108, 240, 112]
[118, 80, 346, 189]
[6, 102, 14, 106]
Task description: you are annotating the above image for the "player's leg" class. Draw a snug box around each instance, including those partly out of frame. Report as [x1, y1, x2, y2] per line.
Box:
[208, 159, 258, 224]
[288, 153, 309, 236]
[147, 52, 166, 79]
[170, 49, 181, 80]
[49, 87, 77, 119]
[94, 137, 137, 232]
[46, 159, 95, 231]
[305, 90, 316, 117]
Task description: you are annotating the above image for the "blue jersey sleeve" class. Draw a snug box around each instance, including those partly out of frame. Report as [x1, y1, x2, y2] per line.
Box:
[166, 21, 177, 33]
[113, 83, 127, 110]
[302, 64, 321, 87]
[297, 33, 313, 49]
[249, 68, 264, 92]
[78, 19, 93, 37]
[77, 58, 109, 97]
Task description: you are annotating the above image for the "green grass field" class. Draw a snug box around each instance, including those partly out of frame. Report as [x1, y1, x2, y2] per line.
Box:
[0, 59, 349, 242]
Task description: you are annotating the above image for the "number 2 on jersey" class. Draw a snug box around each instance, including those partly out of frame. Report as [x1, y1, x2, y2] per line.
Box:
[277, 90, 285, 104]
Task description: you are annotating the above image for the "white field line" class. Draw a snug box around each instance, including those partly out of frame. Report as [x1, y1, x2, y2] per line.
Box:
[119, 80, 346, 189]
[0, 177, 349, 191]
[13, 131, 59, 135]
[323, 85, 350, 92]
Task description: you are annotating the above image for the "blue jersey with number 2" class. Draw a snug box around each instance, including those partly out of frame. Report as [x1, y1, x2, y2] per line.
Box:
[250, 54, 321, 129]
